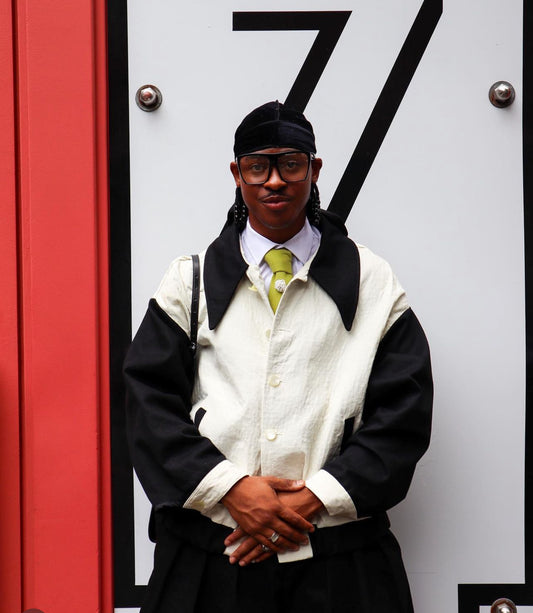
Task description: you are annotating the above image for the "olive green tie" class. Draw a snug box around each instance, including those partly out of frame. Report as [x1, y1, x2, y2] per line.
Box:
[264, 248, 293, 312]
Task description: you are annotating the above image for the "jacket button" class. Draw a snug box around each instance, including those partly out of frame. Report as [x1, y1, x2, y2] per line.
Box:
[268, 374, 281, 387]
[265, 329, 271, 339]
[265, 429, 277, 441]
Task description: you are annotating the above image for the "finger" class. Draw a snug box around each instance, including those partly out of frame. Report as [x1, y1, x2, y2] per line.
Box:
[229, 522, 305, 557]
[265, 533, 301, 553]
[264, 477, 305, 492]
[225, 513, 305, 549]
[224, 526, 246, 546]
[229, 536, 261, 564]
[260, 512, 313, 546]
[278, 506, 315, 533]
[227, 510, 308, 546]
[262, 526, 308, 551]
[251, 551, 274, 564]
[239, 544, 274, 566]
[227, 518, 308, 557]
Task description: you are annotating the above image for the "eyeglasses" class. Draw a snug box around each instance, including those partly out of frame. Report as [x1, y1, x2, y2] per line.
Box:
[236, 151, 313, 185]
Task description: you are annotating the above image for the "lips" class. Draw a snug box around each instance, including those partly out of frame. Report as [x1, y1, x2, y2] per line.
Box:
[261, 195, 292, 207]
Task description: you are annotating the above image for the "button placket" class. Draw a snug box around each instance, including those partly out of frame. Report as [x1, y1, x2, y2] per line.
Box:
[261, 320, 293, 473]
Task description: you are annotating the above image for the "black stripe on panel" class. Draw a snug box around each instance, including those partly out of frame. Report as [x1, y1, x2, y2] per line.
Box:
[108, 0, 147, 607]
[328, 0, 443, 222]
[233, 11, 351, 113]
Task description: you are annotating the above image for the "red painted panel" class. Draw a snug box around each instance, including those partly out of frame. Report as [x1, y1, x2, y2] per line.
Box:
[94, 0, 113, 608]
[0, 0, 22, 611]
[13, 0, 111, 611]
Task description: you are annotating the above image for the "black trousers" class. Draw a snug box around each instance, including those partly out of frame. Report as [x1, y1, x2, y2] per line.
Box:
[141, 509, 414, 613]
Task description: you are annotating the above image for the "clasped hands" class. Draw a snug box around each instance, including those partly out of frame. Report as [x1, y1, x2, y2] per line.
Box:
[221, 475, 324, 566]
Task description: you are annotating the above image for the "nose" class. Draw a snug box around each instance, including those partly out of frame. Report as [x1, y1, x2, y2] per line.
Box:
[264, 164, 287, 189]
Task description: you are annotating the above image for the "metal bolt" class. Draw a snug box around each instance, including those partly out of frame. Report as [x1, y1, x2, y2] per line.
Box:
[491, 597, 517, 613]
[135, 84, 163, 112]
[488, 81, 516, 108]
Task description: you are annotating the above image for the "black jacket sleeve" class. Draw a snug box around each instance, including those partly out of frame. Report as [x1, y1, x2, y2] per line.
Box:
[123, 298, 227, 509]
[323, 308, 433, 517]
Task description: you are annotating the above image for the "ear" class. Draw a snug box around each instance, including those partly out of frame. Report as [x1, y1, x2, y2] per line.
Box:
[311, 157, 322, 183]
[230, 161, 241, 187]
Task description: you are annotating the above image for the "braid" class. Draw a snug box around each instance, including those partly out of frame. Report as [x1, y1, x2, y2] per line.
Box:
[306, 183, 321, 228]
[233, 187, 248, 230]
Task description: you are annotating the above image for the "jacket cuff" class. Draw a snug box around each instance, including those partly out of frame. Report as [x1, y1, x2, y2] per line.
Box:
[183, 460, 248, 513]
[306, 469, 358, 519]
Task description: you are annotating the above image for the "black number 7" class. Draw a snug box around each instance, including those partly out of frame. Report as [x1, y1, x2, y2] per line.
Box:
[233, 4, 442, 222]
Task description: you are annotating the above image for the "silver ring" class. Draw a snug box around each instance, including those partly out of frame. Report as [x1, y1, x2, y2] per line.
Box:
[261, 544, 270, 552]
[268, 531, 280, 544]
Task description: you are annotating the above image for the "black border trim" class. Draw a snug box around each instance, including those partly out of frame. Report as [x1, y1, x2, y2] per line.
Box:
[523, 0, 533, 586]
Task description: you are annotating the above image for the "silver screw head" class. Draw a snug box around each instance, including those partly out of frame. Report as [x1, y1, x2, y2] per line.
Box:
[135, 84, 163, 112]
[491, 597, 517, 613]
[489, 81, 516, 108]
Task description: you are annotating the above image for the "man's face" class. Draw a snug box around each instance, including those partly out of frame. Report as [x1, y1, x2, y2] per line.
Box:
[230, 147, 322, 243]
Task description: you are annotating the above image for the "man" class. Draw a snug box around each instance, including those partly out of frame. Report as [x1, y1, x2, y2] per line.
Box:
[124, 100, 433, 612]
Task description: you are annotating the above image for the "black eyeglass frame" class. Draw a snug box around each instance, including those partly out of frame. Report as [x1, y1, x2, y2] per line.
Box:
[236, 151, 315, 185]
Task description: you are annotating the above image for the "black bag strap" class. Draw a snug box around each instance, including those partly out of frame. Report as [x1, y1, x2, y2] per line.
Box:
[190, 254, 200, 356]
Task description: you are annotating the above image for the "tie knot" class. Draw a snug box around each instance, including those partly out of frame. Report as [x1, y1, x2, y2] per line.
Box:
[264, 248, 293, 275]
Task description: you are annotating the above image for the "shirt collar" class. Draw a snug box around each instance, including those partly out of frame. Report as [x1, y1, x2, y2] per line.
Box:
[204, 210, 360, 331]
[241, 218, 319, 268]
